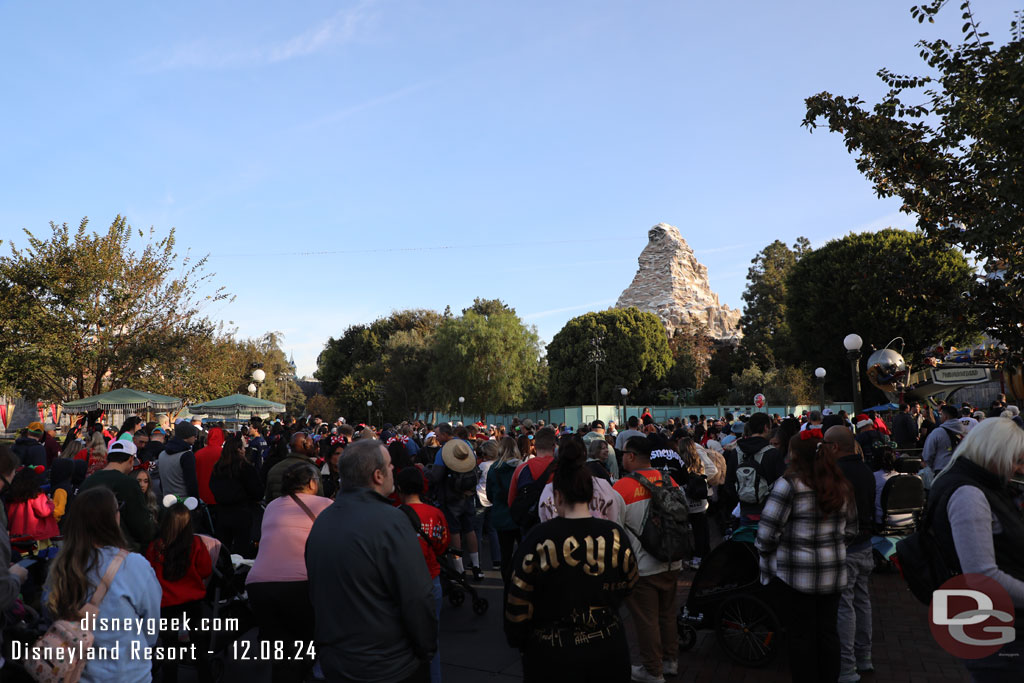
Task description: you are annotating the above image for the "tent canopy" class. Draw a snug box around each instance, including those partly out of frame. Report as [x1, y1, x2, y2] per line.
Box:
[865, 403, 900, 413]
[62, 388, 183, 414]
[187, 393, 285, 417]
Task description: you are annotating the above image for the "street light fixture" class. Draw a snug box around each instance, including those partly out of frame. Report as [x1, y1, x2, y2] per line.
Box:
[251, 366, 266, 399]
[247, 383, 257, 396]
[620, 387, 628, 428]
[458, 396, 465, 426]
[814, 367, 826, 412]
[366, 400, 372, 427]
[843, 334, 864, 414]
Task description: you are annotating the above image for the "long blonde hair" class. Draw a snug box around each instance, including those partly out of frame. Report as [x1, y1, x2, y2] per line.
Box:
[678, 437, 704, 475]
[45, 488, 127, 620]
[88, 432, 106, 456]
[495, 436, 522, 468]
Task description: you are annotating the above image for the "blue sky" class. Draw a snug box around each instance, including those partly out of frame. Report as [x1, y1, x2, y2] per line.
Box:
[2, 1, 1016, 377]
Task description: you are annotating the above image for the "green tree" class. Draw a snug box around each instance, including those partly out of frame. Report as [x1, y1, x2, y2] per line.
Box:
[0, 217, 231, 401]
[803, 1, 1024, 355]
[546, 308, 672, 405]
[664, 321, 714, 391]
[729, 365, 817, 406]
[785, 229, 976, 399]
[428, 303, 543, 416]
[738, 238, 808, 367]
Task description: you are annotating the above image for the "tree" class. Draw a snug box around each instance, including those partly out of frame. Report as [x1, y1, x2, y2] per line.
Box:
[664, 321, 714, 391]
[428, 303, 544, 416]
[803, 1, 1024, 355]
[0, 217, 231, 401]
[728, 365, 817, 406]
[738, 238, 809, 367]
[546, 308, 672, 405]
[785, 229, 976, 399]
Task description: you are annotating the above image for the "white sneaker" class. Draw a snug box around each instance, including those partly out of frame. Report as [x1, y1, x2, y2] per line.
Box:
[631, 664, 666, 683]
[662, 659, 678, 675]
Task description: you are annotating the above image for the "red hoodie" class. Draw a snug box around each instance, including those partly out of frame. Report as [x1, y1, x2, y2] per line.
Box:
[195, 427, 225, 505]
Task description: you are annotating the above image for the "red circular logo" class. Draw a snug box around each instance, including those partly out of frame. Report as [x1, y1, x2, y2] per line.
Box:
[930, 573, 1016, 659]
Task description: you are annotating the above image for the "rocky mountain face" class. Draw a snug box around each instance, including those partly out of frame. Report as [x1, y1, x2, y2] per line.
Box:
[615, 223, 742, 341]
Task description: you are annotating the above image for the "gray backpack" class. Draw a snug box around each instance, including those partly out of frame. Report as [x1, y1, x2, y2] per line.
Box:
[735, 444, 773, 505]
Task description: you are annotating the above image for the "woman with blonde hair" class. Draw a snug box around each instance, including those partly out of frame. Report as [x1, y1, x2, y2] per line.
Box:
[486, 436, 523, 583]
[43, 487, 161, 683]
[929, 417, 1024, 678]
[76, 431, 108, 477]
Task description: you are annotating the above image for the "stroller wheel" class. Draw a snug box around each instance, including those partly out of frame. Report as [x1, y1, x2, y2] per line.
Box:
[714, 594, 781, 667]
[471, 597, 489, 615]
[678, 624, 697, 652]
[448, 588, 466, 607]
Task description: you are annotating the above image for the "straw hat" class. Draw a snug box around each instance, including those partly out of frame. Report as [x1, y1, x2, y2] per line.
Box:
[441, 439, 476, 473]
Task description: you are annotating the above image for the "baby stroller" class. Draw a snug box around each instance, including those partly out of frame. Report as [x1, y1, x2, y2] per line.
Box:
[194, 535, 257, 681]
[439, 547, 489, 615]
[872, 458, 926, 570]
[676, 538, 782, 667]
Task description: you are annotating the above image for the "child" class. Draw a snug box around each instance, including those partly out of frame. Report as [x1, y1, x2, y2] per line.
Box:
[145, 500, 214, 683]
[49, 459, 76, 526]
[6, 467, 60, 544]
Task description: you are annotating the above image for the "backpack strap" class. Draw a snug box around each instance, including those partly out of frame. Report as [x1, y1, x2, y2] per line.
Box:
[87, 549, 129, 610]
[399, 504, 434, 546]
[290, 494, 318, 522]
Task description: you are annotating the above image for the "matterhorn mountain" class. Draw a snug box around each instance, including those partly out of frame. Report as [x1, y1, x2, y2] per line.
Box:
[615, 223, 742, 341]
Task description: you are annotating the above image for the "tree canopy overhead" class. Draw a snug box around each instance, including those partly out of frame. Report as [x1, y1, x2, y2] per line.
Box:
[738, 237, 809, 368]
[803, 1, 1024, 355]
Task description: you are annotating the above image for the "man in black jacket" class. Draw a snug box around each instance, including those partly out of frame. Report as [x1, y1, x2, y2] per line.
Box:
[725, 412, 787, 521]
[306, 439, 436, 683]
[825, 426, 877, 681]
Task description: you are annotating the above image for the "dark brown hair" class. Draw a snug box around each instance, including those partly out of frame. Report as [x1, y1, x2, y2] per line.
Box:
[553, 434, 593, 505]
[153, 502, 195, 582]
[786, 435, 853, 515]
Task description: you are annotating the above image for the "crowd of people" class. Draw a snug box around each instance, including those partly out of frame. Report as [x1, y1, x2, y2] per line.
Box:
[0, 394, 1019, 683]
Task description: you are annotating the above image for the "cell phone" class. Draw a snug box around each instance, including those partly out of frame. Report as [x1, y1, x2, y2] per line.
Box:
[16, 558, 36, 569]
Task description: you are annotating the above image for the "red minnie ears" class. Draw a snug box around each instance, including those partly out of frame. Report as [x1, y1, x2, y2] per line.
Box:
[800, 428, 823, 441]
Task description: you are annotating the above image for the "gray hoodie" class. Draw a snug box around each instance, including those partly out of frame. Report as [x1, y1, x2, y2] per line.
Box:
[922, 418, 965, 473]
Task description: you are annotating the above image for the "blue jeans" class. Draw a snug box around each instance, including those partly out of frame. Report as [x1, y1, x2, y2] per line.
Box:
[431, 576, 442, 683]
[838, 547, 874, 674]
[472, 506, 501, 566]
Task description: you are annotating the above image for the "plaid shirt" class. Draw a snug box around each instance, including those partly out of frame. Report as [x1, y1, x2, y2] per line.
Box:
[755, 476, 858, 594]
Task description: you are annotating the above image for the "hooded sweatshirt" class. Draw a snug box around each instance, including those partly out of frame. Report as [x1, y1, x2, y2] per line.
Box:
[158, 437, 199, 499]
[725, 436, 787, 518]
[12, 436, 46, 468]
[194, 427, 225, 505]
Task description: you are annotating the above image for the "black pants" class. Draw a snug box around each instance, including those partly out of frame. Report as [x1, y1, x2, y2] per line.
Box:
[214, 505, 255, 558]
[773, 580, 841, 683]
[247, 581, 315, 683]
[690, 511, 710, 559]
[497, 529, 521, 585]
[158, 600, 213, 683]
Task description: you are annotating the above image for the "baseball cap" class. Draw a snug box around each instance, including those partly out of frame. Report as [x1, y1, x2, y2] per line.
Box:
[108, 440, 137, 462]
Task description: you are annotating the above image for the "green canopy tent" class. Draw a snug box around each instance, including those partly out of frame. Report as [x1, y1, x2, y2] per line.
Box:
[62, 388, 183, 414]
[187, 394, 286, 422]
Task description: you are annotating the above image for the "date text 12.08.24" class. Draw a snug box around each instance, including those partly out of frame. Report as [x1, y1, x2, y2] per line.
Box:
[232, 640, 316, 661]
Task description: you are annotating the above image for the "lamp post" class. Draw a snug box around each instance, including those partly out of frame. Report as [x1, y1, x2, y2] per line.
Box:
[458, 396, 465, 426]
[251, 367, 266, 399]
[814, 367, 826, 413]
[589, 336, 606, 416]
[620, 387, 628, 428]
[247, 383, 257, 396]
[366, 400, 372, 427]
[843, 334, 864, 415]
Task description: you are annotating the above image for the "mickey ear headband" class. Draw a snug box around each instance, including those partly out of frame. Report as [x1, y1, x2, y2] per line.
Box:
[162, 494, 199, 510]
[18, 465, 46, 474]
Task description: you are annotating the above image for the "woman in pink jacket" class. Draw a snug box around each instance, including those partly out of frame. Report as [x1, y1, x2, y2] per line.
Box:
[6, 467, 59, 542]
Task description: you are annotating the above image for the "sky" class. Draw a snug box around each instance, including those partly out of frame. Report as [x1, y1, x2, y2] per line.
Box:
[1, 1, 1017, 378]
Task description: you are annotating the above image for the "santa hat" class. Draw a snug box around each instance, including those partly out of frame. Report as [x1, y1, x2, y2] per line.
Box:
[855, 414, 873, 430]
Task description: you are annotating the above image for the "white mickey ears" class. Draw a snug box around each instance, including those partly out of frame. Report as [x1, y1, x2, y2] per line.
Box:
[163, 494, 199, 510]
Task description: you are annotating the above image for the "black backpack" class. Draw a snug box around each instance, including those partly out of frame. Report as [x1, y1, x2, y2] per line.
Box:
[683, 472, 709, 501]
[446, 466, 481, 497]
[509, 460, 557, 530]
[627, 471, 693, 562]
[894, 487, 962, 604]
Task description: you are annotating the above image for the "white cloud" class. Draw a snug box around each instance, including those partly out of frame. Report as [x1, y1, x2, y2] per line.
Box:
[522, 299, 616, 320]
[148, 2, 376, 71]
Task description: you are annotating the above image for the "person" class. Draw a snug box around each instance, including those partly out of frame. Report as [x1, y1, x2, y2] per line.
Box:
[486, 436, 523, 584]
[428, 438, 483, 578]
[507, 426, 558, 512]
[584, 437, 614, 480]
[397, 467, 449, 683]
[824, 426, 877, 682]
[139, 425, 167, 464]
[5, 467, 60, 543]
[929, 417, 1024, 677]
[264, 431, 322, 502]
[209, 435, 262, 557]
[922, 404, 966, 477]
[755, 430, 858, 683]
[12, 422, 47, 468]
[853, 413, 880, 469]
[583, 419, 619, 479]
[0, 447, 31, 656]
[194, 425, 225, 506]
[517, 433, 535, 460]
[504, 431, 638, 682]
[247, 462, 331, 682]
[475, 440, 502, 570]
[612, 436, 682, 683]
[50, 458, 76, 525]
[726, 412, 787, 523]
[159, 422, 200, 499]
[133, 468, 159, 527]
[891, 403, 919, 450]
[79, 440, 157, 551]
[145, 500, 214, 683]
[320, 440, 344, 499]
[613, 416, 645, 452]
[677, 436, 713, 568]
[306, 439, 437, 682]
[538, 434, 624, 526]
[42, 422, 61, 468]
[42, 487, 161, 683]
